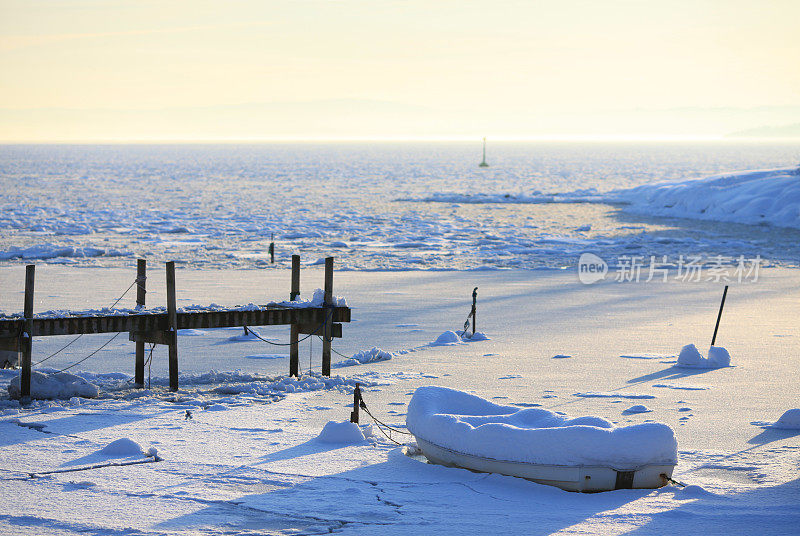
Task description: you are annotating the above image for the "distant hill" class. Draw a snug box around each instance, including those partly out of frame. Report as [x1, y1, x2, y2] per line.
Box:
[727, 123, 800, 138]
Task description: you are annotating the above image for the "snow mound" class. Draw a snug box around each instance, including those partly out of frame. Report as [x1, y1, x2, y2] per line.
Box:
[676, 344, 731, 368]
[407, 386, 677, 468]
[461, 331, 490, 341]
[622, 405, 652, 415]
[606, 167, 800, 230]
[316, 420, 366, 444]
[267, 288, 348, 308]
[773, 409, 800, 430]
[226, 328, 264, 342]
[8, 371, 99, 400]
[431, 331, 463, 346]
[98, 438, 142, 456]
[675, 485, 718, 498]
[333, 347, 393, 368]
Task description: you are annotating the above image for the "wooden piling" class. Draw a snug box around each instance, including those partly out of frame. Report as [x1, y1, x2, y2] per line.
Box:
[165, 261, 179, 391]
[289, 255, 300, 377]
[134, 259, 146, 386]
[322, 257, 333, 376]
[290, 255, 300, 301]
[21, 265, 35, 399]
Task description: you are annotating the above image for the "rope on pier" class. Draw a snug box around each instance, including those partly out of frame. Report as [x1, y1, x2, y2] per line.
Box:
[32, 277, 139, 367]
[55, 332, 122, 373]
[356, 389, 414, 446]
[246, 308, 334, 347]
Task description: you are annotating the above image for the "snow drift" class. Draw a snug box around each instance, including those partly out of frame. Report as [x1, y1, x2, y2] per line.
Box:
[406, 386, 677, 468]
[606, 167, 800, 229]
[8, 370, 99, 400]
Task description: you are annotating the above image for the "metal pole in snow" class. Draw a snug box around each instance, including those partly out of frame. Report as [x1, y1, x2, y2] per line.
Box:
[710, 285, 729, 347]
[471, 287, 478, 336]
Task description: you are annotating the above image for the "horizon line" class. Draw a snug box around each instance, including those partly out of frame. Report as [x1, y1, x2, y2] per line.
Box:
[2, 135, 800, 144]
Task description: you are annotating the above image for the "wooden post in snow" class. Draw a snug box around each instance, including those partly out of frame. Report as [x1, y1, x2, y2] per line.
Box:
[322, 257, 333, 376]
[289, 255, 300, 377]
[20, 265, 35, 399]
[166, 261, 179, 391]
[350, 383, 361, 424]
[134, 259, 147, 386]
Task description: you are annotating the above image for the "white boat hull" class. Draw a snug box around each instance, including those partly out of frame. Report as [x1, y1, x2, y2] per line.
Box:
[415, 437, 674, 492]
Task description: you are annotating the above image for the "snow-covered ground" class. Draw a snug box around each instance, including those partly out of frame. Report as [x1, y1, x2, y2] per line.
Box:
[1, 265, 799, 535]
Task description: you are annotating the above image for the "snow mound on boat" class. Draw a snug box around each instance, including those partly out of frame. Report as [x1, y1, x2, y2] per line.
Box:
[8, 370, 99, 400]
[406, 386, 677, 468]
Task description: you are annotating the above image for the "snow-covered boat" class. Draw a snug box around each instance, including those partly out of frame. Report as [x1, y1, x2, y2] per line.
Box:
[406, 386, 677, 492]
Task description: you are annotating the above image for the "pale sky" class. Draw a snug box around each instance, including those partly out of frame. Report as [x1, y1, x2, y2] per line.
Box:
[1, 0, 799, 141]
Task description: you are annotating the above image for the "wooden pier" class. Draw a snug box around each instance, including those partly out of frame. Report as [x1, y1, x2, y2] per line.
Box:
[0, 256, 351, 398]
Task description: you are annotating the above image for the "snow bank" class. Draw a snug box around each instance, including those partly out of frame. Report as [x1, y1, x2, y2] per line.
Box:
[406, 386, 677, 468]
[605, 167, 800, 230]
[7, 370, 99, 400]
[676, 344, 731, 368]
[333, 347, 393, 368]
[316, 421, 366, 443]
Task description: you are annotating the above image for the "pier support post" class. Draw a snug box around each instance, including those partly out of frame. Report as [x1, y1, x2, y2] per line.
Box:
[322, 257, 333, 376]
[166, 261, 179, 391]
[289, 255, 300, 377]
[21, 265, 35, 399]
[134, 259, 147, 387]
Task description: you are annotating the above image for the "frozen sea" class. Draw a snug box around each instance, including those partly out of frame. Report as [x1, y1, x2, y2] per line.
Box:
[2, 142, 799, 270]
[1, 143, 800, 535]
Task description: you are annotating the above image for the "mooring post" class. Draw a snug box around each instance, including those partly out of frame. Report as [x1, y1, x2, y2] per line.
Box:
[322, 257, 333, 376]
[350, 383, 361, 424]
[134, 259, 146, 387]
[165, 261, 179, 391]
[20, 265, 35, 399]
[471, 287, 478, 336]
[711, 285, 729, 347]
[269, 233, 275, 264]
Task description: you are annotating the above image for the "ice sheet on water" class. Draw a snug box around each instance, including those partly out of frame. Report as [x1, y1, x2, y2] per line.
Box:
[4, 145, 798, 271]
